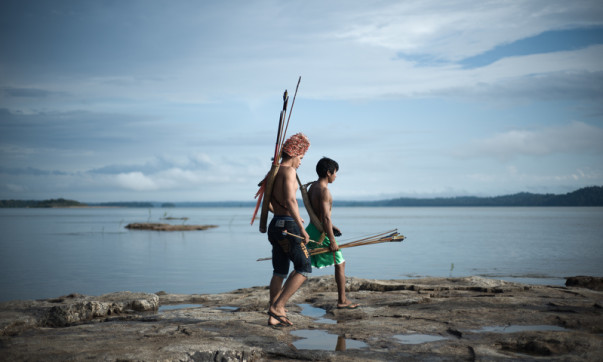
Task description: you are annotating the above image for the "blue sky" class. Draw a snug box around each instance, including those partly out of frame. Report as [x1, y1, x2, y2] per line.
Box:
[1, 0, 602, 202]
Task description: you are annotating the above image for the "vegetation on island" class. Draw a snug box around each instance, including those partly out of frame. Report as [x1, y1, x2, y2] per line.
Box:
[91, 201, 155, 208]
[125, 223, 217, 231]
[0, 198, 86, 208]
[346, 185, 603, 207]
[1, 186, 602, 208]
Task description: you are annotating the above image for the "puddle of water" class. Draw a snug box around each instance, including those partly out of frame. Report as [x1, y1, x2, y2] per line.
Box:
[215, 306, 239, 311]
[158, 304, 203, 312]
[394, 334, 448, 344]
[299, 303, 336, 324]
[291, 329, 367, 351]
[470, 325, 569, 333]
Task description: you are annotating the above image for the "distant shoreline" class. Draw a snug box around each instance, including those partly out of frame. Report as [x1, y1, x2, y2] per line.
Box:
[1, 185, 602, 208]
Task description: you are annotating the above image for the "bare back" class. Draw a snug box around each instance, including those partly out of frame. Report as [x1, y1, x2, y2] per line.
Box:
[307, 181, 332, 222]
[271, 165, 298, 216]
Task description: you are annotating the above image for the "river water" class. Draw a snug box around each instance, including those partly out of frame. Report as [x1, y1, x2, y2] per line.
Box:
[0, 207, 601, 302]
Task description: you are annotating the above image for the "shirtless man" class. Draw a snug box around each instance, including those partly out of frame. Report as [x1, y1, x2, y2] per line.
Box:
[305, 157, 359, 309]
[266, 133, 311, 327]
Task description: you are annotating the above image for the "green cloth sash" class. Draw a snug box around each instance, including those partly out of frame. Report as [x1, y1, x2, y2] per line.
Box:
[306, 222, 344, 268]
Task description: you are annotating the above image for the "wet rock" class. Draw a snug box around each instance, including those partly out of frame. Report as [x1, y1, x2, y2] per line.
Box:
[0, 291, 158, 334]
[566, 276, 603, 291]
[1, 276, 602, 361]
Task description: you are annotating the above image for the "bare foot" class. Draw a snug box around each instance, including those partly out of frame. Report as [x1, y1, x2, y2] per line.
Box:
[337, 301, 360, 309]
[267, 310, 292, 327]
[268, 302, 287, 313]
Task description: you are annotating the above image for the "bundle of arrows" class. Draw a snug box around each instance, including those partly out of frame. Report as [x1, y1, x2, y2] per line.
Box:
[256, 229, 405, 261]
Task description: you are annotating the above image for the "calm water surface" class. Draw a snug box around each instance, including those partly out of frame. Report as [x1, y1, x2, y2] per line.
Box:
[0, 207, 601, 302]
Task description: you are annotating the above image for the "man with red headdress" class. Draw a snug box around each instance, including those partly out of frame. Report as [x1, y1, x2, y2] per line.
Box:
[266, 133, 311, 327]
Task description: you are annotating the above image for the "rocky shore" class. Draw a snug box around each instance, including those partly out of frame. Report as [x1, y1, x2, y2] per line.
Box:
[1, 276, 602, 361]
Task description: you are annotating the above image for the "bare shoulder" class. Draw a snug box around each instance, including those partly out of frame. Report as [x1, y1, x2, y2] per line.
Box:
[279, 165, 296, 178]
[319, 185, 332, 200]
[310, 183, 330, 202]
[276, 165, 292, 176]
[278, 166, 298, 188]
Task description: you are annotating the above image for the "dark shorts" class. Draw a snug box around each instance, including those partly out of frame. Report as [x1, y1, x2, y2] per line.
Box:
[268, 215, 312, 278]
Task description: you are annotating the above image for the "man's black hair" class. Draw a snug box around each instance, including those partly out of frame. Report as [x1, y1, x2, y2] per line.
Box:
[316, 157, 339, 178]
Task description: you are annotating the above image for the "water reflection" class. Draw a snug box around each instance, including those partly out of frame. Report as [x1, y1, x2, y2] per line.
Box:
[469, 325, 569, 333]
[299, 303, 336, 324]
[215, 306, 239, 311]
[291, 329, 367, 350]
[158, 304, 203, 312]
[395, 334, 448, 344]
[335, 335, 346, 351]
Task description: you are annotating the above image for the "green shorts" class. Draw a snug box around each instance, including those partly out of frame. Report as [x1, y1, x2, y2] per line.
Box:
[306, 222, 344, 269]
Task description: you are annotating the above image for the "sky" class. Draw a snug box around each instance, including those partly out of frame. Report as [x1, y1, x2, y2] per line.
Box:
[1, 0, 603, 203]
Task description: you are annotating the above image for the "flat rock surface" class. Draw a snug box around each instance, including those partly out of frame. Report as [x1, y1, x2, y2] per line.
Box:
[1, 276, 602, 361]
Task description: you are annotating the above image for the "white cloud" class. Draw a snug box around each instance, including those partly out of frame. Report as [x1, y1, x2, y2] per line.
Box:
[0, 144, 36, 157]
[102, 152, 263, 195]
[154, 168, 206, 188]
[468, 45, 603, 83]
[5, 0, 599, 105]
[333, 0, 602, 60]
[190, 153, 214, 168]
[152, 39, 603, 103]
[6, 183, 27, 192]
[115, 172, 158, 191]
[2, 1, 602, 201]
[457, 121, 603, 160]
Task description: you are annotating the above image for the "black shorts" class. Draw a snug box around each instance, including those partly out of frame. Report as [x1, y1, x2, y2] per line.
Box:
[268, 215, 312, 278]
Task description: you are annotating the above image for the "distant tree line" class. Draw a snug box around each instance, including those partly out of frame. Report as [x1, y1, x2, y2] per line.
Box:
[91, 202, 155, 208]
[335, 186, 603, 207]
[0, 198, 86, 208]
[2, 186, 602, 208]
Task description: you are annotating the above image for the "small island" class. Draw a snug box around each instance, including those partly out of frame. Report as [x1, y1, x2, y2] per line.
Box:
[125, 223, 218, 231]
[0, 198, 87, 208]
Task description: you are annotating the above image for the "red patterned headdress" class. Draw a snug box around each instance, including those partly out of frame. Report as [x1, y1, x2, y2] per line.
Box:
[282, 133, 310, 158]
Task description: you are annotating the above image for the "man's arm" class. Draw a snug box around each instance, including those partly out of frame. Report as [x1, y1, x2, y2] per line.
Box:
[283, 167, 309, 244]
